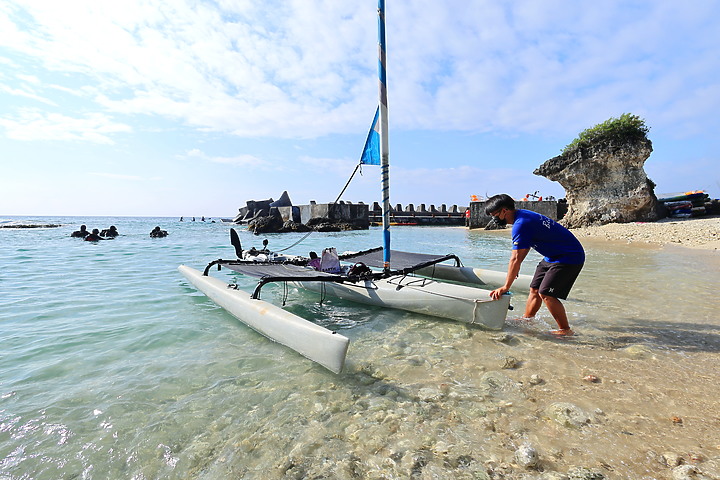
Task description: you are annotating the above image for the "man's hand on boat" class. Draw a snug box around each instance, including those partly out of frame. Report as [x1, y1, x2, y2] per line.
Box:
[490, 286, 510, 300]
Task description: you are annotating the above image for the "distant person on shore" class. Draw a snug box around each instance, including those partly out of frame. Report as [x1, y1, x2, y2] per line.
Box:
[84, 228, 104, 241]
[150, 226, 168, 238]
[100, 226, 118, 238]
[485, 194, 585, 336]
[71, 225, 90, 238]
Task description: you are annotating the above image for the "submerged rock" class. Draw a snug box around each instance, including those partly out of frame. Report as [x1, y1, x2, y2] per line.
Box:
[545, 403, 591, 428]
[567, 466, 605, 479]
[514, 443, 539, 468]
[620, 344, 656, 359]
[478, 371, 522, 399]
[540, 473, 570, 480]
[416, 387, 444, 403]
[528, 374, 544, 385]
[661, 452, 684, 467]
[671, 464, 713, 480]
[502, 356, 521, 369]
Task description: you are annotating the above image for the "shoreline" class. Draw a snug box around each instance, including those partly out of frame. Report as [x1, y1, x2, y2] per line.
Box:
[474, 215, 720, 251]
[569, 215, 720, 251]
[5, 215, 720, 251]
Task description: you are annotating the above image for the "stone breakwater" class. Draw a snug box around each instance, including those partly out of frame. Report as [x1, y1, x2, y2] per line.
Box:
[570, 215, 720, 250]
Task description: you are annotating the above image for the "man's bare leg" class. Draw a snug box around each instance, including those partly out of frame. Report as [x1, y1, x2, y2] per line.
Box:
[523, 288, 543, 319]
[540, 294, 573, 334]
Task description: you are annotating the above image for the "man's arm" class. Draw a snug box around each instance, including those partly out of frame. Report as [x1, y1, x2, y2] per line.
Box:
[489, 248, 530, 299]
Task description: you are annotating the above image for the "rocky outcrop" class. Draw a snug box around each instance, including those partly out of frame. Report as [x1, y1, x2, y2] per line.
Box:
[248, 207, 284, 234]
[305, 216, 367, 232]
[534, 138, 661, 227]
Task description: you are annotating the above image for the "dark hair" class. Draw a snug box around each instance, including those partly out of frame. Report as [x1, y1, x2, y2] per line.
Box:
[484, 194, 516, 215]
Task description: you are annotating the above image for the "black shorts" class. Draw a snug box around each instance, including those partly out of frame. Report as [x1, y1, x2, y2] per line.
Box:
[529, 260, 583, 300]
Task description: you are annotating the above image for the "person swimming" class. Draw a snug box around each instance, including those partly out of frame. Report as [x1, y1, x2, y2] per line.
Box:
[71, 225, 90, 238]
[84, 229, 103, 241]
[150, 226, 168, 238]
[100, 226, 118, 238]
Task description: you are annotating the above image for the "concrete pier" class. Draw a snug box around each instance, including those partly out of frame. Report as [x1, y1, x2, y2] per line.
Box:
[276, 202, 369, 228]
[241, 198, 565, 230]
[368, 203, 467, 226]
[467, 200, 562, 229]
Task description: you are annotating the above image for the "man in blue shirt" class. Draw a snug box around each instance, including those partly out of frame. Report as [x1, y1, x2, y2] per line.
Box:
[485, 194, 585, 336]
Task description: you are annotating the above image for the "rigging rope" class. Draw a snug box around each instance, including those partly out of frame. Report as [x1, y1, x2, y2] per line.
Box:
[281, 281, 289, 306]
[320, 282, 327, 305]
[274, 163, 363, 253]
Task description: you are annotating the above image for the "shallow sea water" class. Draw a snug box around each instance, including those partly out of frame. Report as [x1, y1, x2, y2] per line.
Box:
[1, 217, 719, 479]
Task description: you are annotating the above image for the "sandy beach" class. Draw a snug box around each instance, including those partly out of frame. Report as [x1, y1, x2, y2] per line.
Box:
[570, 215, 720, 251]
[477, 215, 720, 252]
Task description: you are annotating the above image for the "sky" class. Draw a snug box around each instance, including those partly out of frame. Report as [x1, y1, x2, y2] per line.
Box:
[1, 0, 719, 217]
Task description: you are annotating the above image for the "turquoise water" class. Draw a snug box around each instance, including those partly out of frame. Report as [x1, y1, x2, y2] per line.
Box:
[1, 217, 719, 479]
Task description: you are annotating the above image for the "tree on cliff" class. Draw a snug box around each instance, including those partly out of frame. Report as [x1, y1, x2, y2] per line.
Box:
[561, 113, 650, 156]
[535, 114, 660, 227]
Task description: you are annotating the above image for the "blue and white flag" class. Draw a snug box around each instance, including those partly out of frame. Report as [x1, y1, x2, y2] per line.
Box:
[359, 107, 380, 165]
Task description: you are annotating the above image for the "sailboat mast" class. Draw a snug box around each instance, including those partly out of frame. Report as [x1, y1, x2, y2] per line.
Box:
[377, 0, 391, 270]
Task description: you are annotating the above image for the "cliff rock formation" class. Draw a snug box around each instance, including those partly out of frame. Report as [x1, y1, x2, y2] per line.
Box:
[534, 137, 660, 228]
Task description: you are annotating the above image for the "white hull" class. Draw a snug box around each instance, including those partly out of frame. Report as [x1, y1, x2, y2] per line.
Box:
[298, 275, 510, 329]
[414, 264, 533, 292]
[179, 265, 349, 374]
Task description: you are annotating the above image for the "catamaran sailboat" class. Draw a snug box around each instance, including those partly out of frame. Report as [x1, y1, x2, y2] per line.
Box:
[179, 1, 530, 373]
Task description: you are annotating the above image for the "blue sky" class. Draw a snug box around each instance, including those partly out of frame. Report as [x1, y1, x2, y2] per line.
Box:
[1, 0, 718, 217]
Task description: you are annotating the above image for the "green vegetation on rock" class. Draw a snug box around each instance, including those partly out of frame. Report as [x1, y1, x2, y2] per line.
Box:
[562, 113, 650, 155]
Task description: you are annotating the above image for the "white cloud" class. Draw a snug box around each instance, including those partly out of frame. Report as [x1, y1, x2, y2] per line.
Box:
[298, 155, 358, 176]
[0, 108, 132, 143]
[183, 148, 266, 167]
[388, 1, 720, 137]
[0, 0, 378, 139]
[0, 83, 55, 105]
[0, 0, 718, 143]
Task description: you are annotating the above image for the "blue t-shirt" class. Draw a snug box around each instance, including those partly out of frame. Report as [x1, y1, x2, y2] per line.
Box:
[511, 209, 585, 264]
